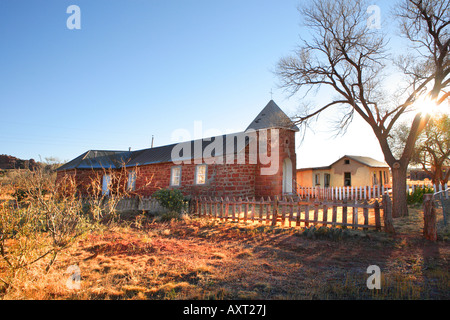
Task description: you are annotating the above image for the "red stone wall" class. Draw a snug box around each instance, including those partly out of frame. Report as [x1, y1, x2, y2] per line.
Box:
[254, 128, 297, 198]
[56, 128, 297, 199]
[132, 160, 257, 199]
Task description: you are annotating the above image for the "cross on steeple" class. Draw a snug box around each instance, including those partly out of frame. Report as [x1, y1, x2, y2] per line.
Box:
[270, 89, 273, 100]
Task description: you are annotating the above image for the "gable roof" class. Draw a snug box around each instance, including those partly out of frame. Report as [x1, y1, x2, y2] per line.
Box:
[57, 131, 255, 171]
[331, 155, 389, 168]
[246, 100, 299, 132]
[57, 100, 292, 172]
[296, 155, 389, 172]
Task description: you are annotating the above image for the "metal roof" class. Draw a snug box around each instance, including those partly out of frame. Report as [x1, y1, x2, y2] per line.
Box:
[56, 150, 135, 171]
[296, 156, 389, 172]
[246, 100, 299, 132]
[57, 100, 294, 171]
[57, 131, 256, 171]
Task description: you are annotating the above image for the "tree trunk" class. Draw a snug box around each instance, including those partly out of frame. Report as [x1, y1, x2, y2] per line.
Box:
[391, 163, 409, 218]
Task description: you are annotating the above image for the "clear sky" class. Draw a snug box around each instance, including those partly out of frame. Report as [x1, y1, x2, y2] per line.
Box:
[1, 0, 399, 168]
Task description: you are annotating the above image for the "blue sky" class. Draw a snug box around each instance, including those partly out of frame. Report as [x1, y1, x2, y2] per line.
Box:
[0, 0, 398, 168]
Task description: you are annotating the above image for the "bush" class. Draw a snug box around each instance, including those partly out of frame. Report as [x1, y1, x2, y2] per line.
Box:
[407, 186, 434, 205]
[152, 188, 186, 213]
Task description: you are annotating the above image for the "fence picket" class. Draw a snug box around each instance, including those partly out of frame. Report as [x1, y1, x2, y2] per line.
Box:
[332, 205, 337, 227]
[322, 204, 328, 227]
[363, 199, 369, 231]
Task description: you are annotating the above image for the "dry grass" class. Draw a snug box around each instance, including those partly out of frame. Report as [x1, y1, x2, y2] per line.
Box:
[1, 207, 449, 300]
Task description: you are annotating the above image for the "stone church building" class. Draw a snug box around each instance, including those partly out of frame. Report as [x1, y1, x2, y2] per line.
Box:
[56, 100, 299, 199]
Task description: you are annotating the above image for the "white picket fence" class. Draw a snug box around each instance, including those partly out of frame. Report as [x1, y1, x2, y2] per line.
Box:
[297, 185, 389, 201]
[407, 183, 449, 198]
[297, 183, 449, 201]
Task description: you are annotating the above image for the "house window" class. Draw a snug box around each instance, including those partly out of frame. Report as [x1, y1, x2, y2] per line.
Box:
[170, 166, 182, 186]
[373, 173, 378, 186]
[344, 159, 350, 165]
[324, 174, 331, 187]
[195, 164, 207, 185]
[102, 174, 111, 196]
[127, 171, 136, 191]
[315, 173, 320, 186]
[344, 172, 351, 186]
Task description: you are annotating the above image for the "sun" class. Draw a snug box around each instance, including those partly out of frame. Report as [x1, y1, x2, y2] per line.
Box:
[414, 95, 439, 115]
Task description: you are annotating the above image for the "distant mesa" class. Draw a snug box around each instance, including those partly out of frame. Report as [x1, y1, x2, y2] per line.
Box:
[0, 154, 39, 170]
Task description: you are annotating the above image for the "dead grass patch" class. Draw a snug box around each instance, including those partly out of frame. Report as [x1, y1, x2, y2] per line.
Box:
[1, 207, 449, 300]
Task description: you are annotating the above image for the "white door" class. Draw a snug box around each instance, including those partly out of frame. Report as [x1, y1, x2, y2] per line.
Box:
[102, 174, 111, 196]
[282, 158, 293, 194]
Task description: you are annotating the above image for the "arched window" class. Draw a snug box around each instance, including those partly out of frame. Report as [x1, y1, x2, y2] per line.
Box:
[282, 158, 293, 193]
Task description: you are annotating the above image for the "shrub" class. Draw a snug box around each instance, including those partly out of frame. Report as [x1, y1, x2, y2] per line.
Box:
[152, 188, 186, 213]
[407, 186, 434, 205]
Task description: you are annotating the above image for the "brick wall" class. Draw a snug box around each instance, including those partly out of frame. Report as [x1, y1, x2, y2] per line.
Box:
[132, 159, 257, 198]
[254, 128, 297, 198]
[56, 128, 297, 199]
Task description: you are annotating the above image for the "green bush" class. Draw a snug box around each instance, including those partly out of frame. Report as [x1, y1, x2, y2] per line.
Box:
[407, 186, 434, 205]
[152, 188, 186, 213]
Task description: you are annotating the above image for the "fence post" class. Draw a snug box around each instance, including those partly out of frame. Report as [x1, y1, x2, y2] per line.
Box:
[363, 199, 369, 231]
[289, 197, 295, 227]
[272, 196, 279, 226]
[305, 202, 310, 227]
[353, 202, 358, 230]
[374, 200, 381, 231]
[266, 197, 271, 224]
[322, 203, 328, 227]
[423, 194, 437, 241]
[382, 194, 395, 234]
[281, 197, 287, 226]
[332, 205, 337, 228]
[313, 199, 319, 226]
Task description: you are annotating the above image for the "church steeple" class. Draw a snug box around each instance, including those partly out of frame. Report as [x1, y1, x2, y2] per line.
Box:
[246, 100, 299, 132]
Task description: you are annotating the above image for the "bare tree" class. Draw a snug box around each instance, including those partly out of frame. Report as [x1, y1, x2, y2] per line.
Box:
[276, 0, 449, 217]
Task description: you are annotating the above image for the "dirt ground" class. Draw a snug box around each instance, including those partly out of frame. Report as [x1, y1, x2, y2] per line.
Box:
[2, 207, 449, 300]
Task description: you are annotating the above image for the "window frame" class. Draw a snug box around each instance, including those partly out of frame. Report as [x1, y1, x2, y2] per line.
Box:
[324, 173, 331, 188]
[314, 173, 321, 186]
[170, 166, 182, 187]
[195, 164, 207, 185]
[344, 172, 351, 187]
